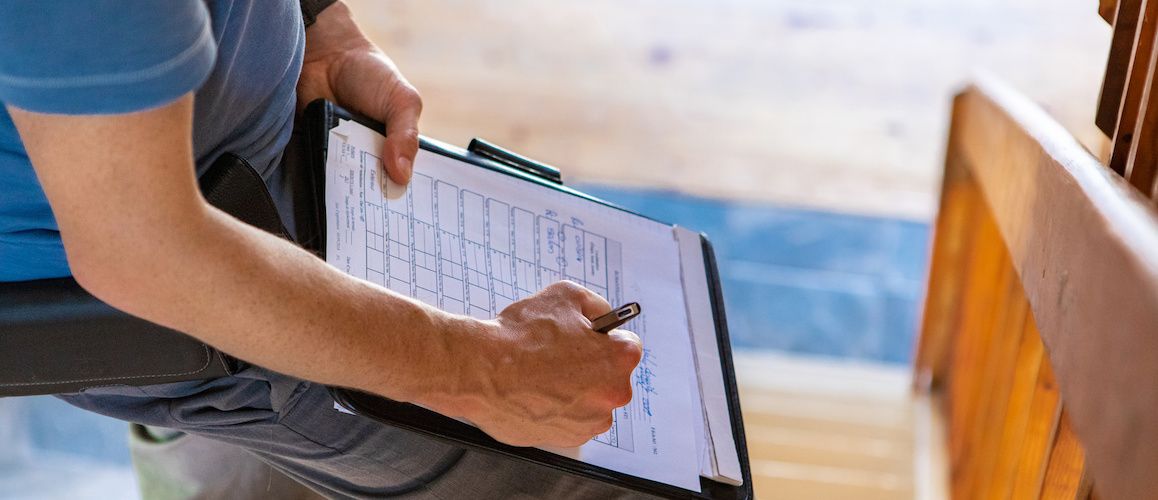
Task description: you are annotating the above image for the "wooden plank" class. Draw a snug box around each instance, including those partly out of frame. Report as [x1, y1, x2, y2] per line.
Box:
[968, 279, 1030, 497]
[1096, 0, 1141, 136]
[1108, 0, 1157, 174]
[1126, 12, 1158, 193]
[1102, 0, 1120, 24]
[989, 311, 1046, 498]
[945, 212, 1008, 499]
[912, 392, 950, 500]
[913, 143, 980, 390]
[954, 257, 1018, 499]
[734, 352, 918, 499]
[1039, 409, 1091, 499]
[954, 75, 1158, 499]
[750, 462, 910, 500]
[1010, 356, 1062, 499]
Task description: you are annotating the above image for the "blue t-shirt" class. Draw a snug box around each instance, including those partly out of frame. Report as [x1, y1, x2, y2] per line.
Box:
[0, 0, 304, 281]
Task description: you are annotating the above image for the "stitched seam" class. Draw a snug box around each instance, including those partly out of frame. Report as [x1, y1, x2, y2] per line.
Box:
[0, 20, 212, 89]
[0, 344, 214, 387]
[273, 381, 313, 423]
[215, 351, 231, 374]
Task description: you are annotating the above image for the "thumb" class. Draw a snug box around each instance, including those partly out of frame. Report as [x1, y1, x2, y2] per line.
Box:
[381, 83, 422, 185]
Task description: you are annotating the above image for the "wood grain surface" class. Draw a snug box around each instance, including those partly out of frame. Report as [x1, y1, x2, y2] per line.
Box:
[949, 74, 1158, 499]
[1107, 0, 1154, 174]
[345, 0, 1109, 220]
[1095, 0, 1140, 137]
[1102, 0, 1120, 24]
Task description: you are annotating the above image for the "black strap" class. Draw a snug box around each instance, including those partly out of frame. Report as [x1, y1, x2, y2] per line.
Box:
[198, 153, 292, 239]
[0, 152, 295, 396]
[300, 0, 338, 28]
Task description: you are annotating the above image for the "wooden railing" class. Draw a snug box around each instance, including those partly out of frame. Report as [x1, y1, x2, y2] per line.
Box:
[913, 74, 1158, 499]
[1098, 0, 1158, 196]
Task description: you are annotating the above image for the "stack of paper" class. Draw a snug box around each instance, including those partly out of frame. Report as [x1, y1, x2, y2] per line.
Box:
[325, 118, 741, 492]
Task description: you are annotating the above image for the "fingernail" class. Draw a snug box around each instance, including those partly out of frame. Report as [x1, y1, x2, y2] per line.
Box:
[396, 156, 412, 182]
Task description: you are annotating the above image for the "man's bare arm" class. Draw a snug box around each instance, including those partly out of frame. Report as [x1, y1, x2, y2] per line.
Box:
[9, 95, 641, 447]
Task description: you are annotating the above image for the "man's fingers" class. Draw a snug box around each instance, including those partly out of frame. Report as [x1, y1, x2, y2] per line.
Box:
[609, 328, 643, 370]
[573, 283, 613, 320]
[381, 82, 422, 185]
[542, 281, 612, 320]
[609, 328, 643, 351]
[594, 415, 615, 435]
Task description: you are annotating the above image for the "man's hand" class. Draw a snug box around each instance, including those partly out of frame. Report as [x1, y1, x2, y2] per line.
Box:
[297, 1, 420, 185]
[439, 282, 644, 448]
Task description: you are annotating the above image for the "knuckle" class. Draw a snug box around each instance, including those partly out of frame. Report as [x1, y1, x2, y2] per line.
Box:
[400, 83, 422, 107]
[562, 433, 590, 448]
[619, 338, 643, 366]
[593, 416, 613, 435]
[391, 128, 420, 144]
[611, 385, 633, 407]
[499, 296, 524, 313]
[550, 280, 586, 299]
[597, 382, 632, 408]
[560, 280, 584, 293]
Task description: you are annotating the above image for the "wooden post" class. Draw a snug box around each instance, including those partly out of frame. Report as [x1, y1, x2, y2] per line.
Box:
[1108, 0, 1157, 175]
[1126, 17, 1158, 194]
[1101, 0, 1120, 24]
[1097, 0, 1142, 137]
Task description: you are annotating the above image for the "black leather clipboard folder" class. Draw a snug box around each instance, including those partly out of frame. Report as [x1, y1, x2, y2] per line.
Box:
[302, 100, 753, 500]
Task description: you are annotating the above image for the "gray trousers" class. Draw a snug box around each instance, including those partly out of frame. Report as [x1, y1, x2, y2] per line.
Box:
[57, 364, 649, 499]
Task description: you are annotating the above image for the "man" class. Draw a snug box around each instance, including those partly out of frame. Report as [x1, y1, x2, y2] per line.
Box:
[0, 1, 644, 497]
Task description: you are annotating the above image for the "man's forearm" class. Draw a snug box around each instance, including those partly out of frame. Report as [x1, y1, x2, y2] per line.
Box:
[14, 76, 640, 449]
[84, 195, 488, 412]
[11, 92, 482, 418]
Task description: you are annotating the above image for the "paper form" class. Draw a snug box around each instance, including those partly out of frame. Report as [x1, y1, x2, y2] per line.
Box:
[675, 226, 744, 485]
[324, 119, 702, 492]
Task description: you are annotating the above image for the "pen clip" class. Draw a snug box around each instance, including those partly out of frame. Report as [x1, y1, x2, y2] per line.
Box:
[592, 303, 642, 333]
[468, 138, 564, 184]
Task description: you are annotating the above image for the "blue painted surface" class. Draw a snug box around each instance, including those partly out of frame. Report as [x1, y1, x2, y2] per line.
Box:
[23, 397, 132, 466]
[575, 184, 931, 364]
[0, 397, 137, 499]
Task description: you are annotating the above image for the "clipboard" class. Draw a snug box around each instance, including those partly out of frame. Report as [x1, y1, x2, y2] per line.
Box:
[300, 100, 753, 499]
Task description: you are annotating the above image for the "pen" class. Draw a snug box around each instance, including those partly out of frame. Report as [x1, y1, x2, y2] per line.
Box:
[590, 303, 642, 333]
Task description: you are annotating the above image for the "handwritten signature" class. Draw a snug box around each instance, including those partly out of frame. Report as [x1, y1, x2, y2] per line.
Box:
[634, 348, 658, 418]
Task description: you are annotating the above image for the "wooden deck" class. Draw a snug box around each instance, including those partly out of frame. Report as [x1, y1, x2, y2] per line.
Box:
[735, 351, 946, 499]
[346, 0, 1109, 220]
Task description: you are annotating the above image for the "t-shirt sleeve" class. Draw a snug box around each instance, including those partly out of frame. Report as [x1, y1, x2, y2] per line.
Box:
[0, 0, 216, 115]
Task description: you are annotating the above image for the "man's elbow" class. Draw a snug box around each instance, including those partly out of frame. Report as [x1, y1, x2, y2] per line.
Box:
[64, 200, 212, 317]
[67, 239, 160, 316]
